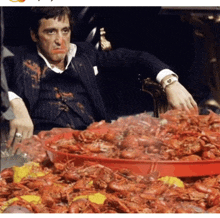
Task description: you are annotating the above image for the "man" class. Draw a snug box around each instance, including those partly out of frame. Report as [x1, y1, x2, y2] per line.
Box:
[5, 7, 197, 148]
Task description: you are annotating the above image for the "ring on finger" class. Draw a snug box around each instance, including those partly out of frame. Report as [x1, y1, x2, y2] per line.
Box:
[15, 132, 23, 138]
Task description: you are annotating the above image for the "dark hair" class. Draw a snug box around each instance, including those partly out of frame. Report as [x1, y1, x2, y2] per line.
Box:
[30, 7, 74, 35]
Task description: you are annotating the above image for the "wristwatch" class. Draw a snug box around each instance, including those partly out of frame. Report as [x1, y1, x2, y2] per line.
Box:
[162, 76, 178, 90]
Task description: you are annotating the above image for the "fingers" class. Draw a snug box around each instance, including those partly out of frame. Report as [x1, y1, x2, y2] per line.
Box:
[184, 94, 198, 114]
[7, 120, 34, 150]
[27, 128, 34, 139]
[190, 96, 198, 108]
[7, 130, 33, 155]
[182, 104, 191, 114]
[7, 132, 23, 155]
[170, 103, 198, 115]
[175, 100, 197, 112]
[7, 124, 17, 148]
[185, 99, 197, 114]
[169, 96, 198, 114]
[165, 82, 198, 114]
[6, 132, 22, 156]
[22, 130, 28, 140]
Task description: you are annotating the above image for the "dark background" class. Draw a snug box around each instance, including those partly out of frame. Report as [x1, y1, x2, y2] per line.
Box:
[2, 7, 195, 119]
[2, 7, 195, 73]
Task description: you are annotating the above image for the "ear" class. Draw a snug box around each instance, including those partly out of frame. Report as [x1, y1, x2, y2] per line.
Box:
[30, 30, 38, 43]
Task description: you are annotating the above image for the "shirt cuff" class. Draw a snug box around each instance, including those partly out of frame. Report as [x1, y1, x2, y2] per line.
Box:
[156, 69, 178, 83]
[8, 91, 21, 101]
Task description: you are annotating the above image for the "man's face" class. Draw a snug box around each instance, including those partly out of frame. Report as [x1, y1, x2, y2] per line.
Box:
[31, 14, 71, 65]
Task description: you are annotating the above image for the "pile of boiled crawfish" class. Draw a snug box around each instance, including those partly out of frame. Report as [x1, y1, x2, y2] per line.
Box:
[42, 109, 220, 161]
[2, 109, 220, 213]
[1, 160, 220, 213]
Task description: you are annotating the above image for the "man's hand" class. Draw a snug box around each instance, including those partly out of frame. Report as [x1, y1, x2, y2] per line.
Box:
[162, 78, 198, 113]
[7, 98, 34, 150]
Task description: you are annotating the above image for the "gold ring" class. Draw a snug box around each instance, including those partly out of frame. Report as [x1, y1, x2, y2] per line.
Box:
[15, 132, 23, 138]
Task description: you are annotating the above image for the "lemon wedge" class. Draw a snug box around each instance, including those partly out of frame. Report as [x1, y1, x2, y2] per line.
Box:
[88, 193, 106, 205]
[13, 162, 46, 183]
[72, 193, 106, 205]
[158, 176, 184, 188]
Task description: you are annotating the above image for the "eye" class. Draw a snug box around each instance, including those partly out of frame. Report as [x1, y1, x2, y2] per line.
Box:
[46, 29, 56, 34]
[62, 28, 70, 34]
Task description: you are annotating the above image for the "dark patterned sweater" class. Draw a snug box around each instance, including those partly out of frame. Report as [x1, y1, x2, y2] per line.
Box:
[32, 65, 97, 130]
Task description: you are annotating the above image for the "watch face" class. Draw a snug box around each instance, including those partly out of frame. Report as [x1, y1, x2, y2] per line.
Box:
[167, 79, 172, 84]
[163, 77, 178, 89]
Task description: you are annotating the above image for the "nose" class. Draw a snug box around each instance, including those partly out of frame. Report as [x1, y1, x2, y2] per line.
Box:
[55, 32, 63, 45]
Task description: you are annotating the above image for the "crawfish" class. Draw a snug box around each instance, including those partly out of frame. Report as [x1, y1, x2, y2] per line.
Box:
[104, 194, 130, 213]
[108, 179, 145, 193]
[23, 179, 49, 190]
[194, 182, 216, 194]
[73, 177, 94, 190]
[202, 150, 216, 160]
[10, 183, 34, 198]
[103, 128, 124, 144]
[54, 160, 76, 173]
[138, 135, 164, 148]
[143, 181, 168, 196]
[0, 185, 12, 198]
[40, 183, 73, 204]
[31, 204, 50, 213]
[141, 171, 160, 183]
[68, 198, 89, 213]
[75, 164, 113, 179]
[85, 140, 115, 154]
[150, 199, 173, 213]
[119, 200, 142, 213]
[175, 187, 208, 201]
[120, 148, 142, 159]
[50, 205, 68, 213]
[93, 167, 114, 189]
[0, 168, 14, 181]
[207, 193, 220, 207]
[201, 176, 220, 188]
[119, 135, 139, 149]
[77, 130, 99, 143]
[180, 155, 202, 161]
[21, 173, 60, 190]
[52, 138, 83, 153]
[62, 171, 81, 183]
[176, 138, 202, 156]
[41, 193, 56, 208]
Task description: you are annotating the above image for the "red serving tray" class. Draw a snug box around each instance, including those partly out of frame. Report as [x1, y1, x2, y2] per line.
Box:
[43, 131, 220, 178]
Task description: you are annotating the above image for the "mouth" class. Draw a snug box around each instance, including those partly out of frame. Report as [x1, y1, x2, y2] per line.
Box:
[51, 48, 67, 54]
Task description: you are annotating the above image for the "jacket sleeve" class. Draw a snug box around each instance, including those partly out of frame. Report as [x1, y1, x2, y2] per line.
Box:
[95, 48, 171, 79]
[3, 46, 25, 100]
[1, 62, 15, 120]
